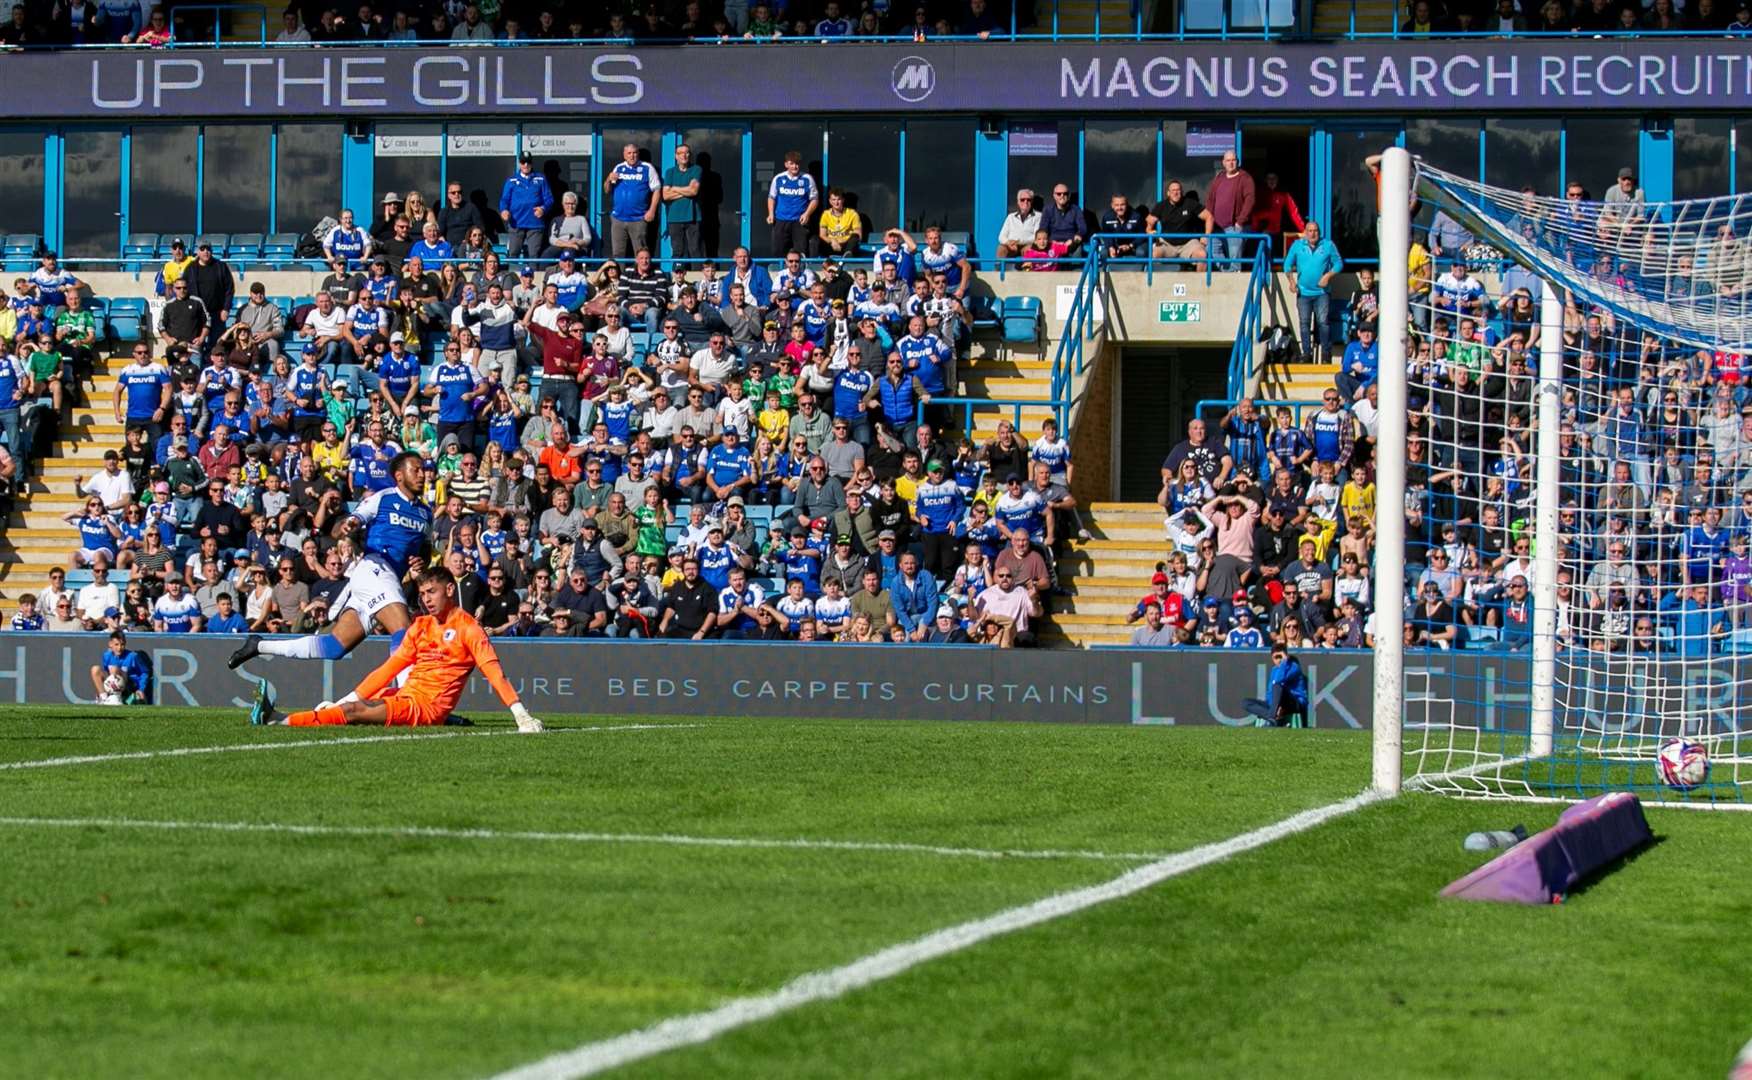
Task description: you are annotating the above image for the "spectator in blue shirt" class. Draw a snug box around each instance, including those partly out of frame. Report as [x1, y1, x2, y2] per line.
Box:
[407, 221, 454, 267]
[499, 153, 553, 261]
[604, 142, 660, 260]
[767, 150, 820, 259]
[1284, 221, 1343, 364]
[888, 550, 940, 641]
[1335, 324, 1379, 403]
[204, 591, 249, 634]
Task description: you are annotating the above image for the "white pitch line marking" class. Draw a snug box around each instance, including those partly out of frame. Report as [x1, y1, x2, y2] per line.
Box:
[0, 816, 1171, 863]
[0, 722, 695, 772]
[486, 789, 1388, 1080]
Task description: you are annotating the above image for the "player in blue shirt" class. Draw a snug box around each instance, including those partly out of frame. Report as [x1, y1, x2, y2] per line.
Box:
[231, 453, 431, 701]
[766, 150, 820, 260]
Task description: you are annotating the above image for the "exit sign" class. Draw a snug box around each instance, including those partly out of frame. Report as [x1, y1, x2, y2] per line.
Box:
[1158, 301, 1202, 323]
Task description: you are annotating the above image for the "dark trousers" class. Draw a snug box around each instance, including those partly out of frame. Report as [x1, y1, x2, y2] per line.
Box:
[507, 227, 543, 261]
[921, 530, 961, 582]
[1243, 696, 1307, 728]
[668, 221, 703, 262]
[436, 419, 477, 451]
[770, 219, 810, 258]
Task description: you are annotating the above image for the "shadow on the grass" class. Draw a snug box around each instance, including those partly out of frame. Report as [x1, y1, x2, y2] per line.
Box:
[1560, 834, 1666, 902]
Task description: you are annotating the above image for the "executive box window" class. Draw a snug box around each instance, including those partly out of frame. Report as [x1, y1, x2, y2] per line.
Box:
[64, 130, 121, 257]
[445, 123, 516, 242]
[903, 119, 972, 235]
[753, 121, 823, 256]
[1005, 120, 1079, 219]
[826, 120, 899, 248]
[1328, 127, 1394, 261]
[373, 123, 441, 219]
[0, 133, 44, 240]
[276, 124, 342, 236]
[1406, 119, 1479, 183]
[131, 126, 196, 240]
[1485, 119, 1559, 198]
[1673, 118, 1731, 203]
[1084, 121, 1158, 210]
[1161, 121, 1220, 202]
[201, 125, 271, 236]
[676, 127, 743, 260]
[1562, 118, 1639, 198]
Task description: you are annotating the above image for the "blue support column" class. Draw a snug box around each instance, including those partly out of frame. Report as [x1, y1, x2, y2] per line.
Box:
[42, 131, 62, 254]
[658, 128, 678, 265]
[194, 127, 205, 234]
[972, 124, 1008, 262]
[1640, 122, 1674, 211]
[340, 125, 374, 222]
[739, 125, 753, 252]
[118, 131, 131, 257]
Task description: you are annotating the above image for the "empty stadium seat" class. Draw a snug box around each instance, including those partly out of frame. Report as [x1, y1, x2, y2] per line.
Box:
[261, 233, 299, 263]
[965, 293, 1000, 333]
[4, 234, 39, 272]
[1000, 296, 1041, 343]
[123, 232, 159, 272]
[106, 297, 149, 343]
[227, 233, 264, 260]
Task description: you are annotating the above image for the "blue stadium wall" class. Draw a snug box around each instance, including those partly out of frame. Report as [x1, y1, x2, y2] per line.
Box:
[4, 41, 1749, 266]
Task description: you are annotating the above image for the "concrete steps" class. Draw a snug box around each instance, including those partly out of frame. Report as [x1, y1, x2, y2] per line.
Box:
[1046, 502, 1168, 647]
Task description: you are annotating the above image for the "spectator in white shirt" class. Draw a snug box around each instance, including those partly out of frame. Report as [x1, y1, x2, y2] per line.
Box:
[995, 189, 1042, 259]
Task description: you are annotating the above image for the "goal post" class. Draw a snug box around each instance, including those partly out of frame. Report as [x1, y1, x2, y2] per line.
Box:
[1370, 146, 1411, 796]
[1369, 149, 1747, 807]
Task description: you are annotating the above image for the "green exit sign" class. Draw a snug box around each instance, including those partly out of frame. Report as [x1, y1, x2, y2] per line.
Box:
[1158, 301, 1202, 323]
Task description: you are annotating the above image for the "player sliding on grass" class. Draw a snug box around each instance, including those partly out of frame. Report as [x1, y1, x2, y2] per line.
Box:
[249, 566, 544, 733]
[227, 451, 430, 707]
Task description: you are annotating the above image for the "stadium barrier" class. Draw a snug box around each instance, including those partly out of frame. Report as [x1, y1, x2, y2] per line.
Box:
[0, 633, 1556, 727]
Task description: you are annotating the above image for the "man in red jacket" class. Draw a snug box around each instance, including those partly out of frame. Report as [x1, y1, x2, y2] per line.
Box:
[525, 311, 586, 436]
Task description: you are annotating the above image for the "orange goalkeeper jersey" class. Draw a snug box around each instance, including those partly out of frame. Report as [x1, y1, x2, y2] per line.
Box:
[353, 605, 519, 718]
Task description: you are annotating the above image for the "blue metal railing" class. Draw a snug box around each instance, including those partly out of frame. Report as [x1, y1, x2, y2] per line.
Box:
[1226, 243, 1274, 400]
[1047, 245, 1104, 431]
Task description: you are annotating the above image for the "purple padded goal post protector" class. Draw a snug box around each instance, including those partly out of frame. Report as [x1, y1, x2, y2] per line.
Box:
[1440, 792, 1653, 905]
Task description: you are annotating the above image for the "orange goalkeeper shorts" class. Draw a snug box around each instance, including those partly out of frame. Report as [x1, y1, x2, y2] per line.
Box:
[380, 689, 449, 728]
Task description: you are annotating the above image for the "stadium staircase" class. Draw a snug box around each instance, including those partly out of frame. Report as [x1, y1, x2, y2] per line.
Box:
[0, 348, 135, 602]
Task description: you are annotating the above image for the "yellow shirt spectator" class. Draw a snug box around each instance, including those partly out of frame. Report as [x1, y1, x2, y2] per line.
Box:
[757, 406, 791, 446]
[312, 438, 348, 484]
[818, 206, 860, 249]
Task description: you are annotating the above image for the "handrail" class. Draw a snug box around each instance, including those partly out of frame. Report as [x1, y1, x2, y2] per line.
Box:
[1194, 396, 1327, 428]
[1226, 243, 1274, 400]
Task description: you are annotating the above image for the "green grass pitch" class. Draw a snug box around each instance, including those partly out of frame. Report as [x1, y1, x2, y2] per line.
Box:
[2, 706, 1749, 1079]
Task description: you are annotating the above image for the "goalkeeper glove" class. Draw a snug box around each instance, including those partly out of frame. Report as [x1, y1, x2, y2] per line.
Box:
[510, 702, 544, 733]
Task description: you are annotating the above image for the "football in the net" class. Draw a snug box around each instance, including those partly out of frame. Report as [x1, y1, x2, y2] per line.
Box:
[1656, 739, 1710, 791]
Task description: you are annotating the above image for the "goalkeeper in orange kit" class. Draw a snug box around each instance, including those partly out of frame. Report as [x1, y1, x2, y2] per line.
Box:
[248, 566, 544, 733]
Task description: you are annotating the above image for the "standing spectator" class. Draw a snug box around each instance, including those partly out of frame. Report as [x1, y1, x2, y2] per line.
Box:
[183, 241, 235, 345]
[1248, 172, 1306, 240]
[1284, 221, 1342, 363]
[436, 180, 486, 249]
[499, 153, 553, 262]
[114, 345, 170, 444]
[766, 150, 820, 257]
[605, 143, 660, 259]
[994, 189, 1041, 259]
[1040, 183, 1086, 256]
[662, 143, 704, 262]
[158, 280, 209, 358]
[1205, 150, 1256, 268]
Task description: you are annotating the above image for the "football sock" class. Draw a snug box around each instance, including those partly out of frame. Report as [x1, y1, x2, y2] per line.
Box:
[255, 634, 349, 661]
[287, 705, 347, 727]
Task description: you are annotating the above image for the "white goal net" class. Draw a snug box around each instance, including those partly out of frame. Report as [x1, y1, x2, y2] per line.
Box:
[1369, 150, 1750, 809]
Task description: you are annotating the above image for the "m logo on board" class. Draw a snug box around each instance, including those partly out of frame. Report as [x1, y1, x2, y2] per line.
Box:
[891, 56, 936, 102]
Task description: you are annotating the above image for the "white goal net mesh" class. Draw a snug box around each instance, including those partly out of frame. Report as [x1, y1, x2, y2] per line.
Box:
[1383, 160, 1750, 808]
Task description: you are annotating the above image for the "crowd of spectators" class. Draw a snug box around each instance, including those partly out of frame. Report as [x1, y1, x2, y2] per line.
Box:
[5, 148, 1102, 649]
[1131, 159, 1752, 657]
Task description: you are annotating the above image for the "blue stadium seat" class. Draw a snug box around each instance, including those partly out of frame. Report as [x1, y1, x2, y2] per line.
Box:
[227, 233, 264, 260]
[85, 296, 110, 321]
[106, 297, 149, 343]
[4, 234, 38, 272]
[965, 293, 1000, 333]
[261, 233, 299, 263]
[938, 230, 973, 257]
[1000, 296, 1041, 343]
[123, 232, 159, 272]
[156, 236, 188, 259]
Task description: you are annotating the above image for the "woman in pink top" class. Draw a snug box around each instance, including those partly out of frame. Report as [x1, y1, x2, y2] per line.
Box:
[1200, 482, 1262, 602]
